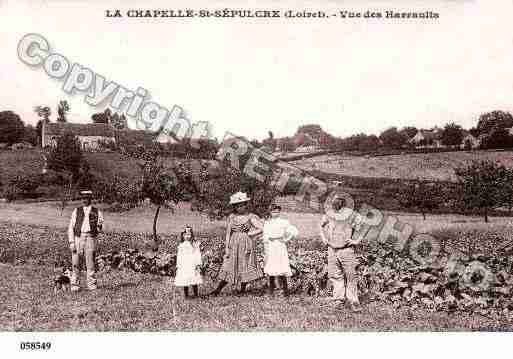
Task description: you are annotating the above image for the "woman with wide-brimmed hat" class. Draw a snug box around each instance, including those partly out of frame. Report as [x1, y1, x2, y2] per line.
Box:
[208, 191, 264, 296]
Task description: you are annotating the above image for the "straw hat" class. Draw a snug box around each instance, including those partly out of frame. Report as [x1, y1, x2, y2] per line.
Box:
[80, 190, 93, 197]
[229, 191, 250, 205]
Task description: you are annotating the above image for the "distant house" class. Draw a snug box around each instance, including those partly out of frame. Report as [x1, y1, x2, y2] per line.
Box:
[295, 144, 321, 153]
[294, 132, 318, 147]
[460, 131, 480, 150]
[293, 132, 321, 153]
[409, 128, 444, 148]
[42, 122, 115, 151]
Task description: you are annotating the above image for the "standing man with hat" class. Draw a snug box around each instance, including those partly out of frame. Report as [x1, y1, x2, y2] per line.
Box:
[319, 196, 363, 312]
[68, 190, 104, 292]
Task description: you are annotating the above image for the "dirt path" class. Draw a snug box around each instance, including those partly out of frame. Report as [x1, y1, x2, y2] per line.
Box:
[0, 201, 224, 235]
[1, 201, 511, 238]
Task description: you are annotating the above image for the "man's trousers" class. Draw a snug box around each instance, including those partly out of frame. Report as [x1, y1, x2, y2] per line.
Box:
[71, 233, 97, 290]
[327, 246, 359, 304]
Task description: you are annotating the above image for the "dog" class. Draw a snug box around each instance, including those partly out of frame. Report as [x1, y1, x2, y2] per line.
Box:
[53, 261, 72, 293]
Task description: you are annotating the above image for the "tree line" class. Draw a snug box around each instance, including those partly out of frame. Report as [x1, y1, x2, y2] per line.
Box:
[249, 110, 513, 153]
[330, 110, 513, 152]
[399, 160, 513, 222]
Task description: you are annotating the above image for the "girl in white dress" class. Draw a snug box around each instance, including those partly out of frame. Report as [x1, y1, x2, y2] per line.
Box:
[174, 226, 203, 298]
[263, 204, 299, 297]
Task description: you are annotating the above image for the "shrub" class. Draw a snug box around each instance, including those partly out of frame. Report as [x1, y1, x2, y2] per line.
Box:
[0, 111, 25, 145]
[3, 174, 41, 201]
[39, 169, 66, 186]
[97, 139, 118, 152]
[455, 160, 510, 222]
[193, 162, 279, 219]
[398, 180, 442, 219]
[47, 131, 85, 182]
[3, 221, 513, 314]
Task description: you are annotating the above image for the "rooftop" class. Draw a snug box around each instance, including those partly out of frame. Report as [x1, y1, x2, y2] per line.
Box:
[44, 122, 115, 137]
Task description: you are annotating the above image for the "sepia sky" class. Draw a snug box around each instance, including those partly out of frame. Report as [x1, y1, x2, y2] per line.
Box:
[1, 0, 512, 140]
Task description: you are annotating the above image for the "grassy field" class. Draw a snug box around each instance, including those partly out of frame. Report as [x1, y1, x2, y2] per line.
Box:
[0, 149, 44, 184]
[1, 263, 510, 331]
[292, 150, 513, 181]
[1, 148, 513, 331]
[1, 201, 511, 238]
[0, 149, 144, 184]
[1, 202, 513, 331]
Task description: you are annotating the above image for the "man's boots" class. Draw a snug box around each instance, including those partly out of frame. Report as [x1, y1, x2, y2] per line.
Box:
[238, 282, 247, 295]
[268, 276, 276, 296]
[279, 276, 289, 297]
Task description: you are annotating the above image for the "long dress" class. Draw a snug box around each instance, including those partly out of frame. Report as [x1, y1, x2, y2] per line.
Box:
[263, 217, 298, 277]
[174, 241, 203, 287]
[217, 213, 264, 285]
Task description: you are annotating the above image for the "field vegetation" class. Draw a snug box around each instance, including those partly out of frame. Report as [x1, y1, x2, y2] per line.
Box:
[1, 204, 512, 330]
[293, 150, 513, 182]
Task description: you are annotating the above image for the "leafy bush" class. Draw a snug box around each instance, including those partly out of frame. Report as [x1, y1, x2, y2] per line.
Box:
[3, 174, 41, 201]
[38, 169, 66, 186]
[398, 181, 442, 219]
[47, 131, 86, 182]
[193, 162, 279, 219]
[96, 175, 144, 211]
[2, 222, 513, 315]
[0, 111, 25, 145]
[97, 139, 118, 152]
[455, 160, 510, 222]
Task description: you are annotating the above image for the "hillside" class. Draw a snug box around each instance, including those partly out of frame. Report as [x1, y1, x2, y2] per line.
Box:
[0, 150, 142, 185]
[2, 149, 513, 216]
[291, 150, 513, 182]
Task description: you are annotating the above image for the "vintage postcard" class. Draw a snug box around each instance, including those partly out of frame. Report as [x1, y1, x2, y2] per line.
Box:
[1, 0, 512, 357]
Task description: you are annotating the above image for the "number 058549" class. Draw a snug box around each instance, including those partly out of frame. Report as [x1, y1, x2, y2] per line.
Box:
[20, 342, 52, 350]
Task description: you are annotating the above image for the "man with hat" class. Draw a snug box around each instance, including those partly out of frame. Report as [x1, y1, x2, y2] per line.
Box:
[319, 196, 363, 312]
[67, 190, 104, 292]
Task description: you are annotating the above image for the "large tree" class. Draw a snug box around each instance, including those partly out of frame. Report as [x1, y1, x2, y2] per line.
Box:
[379, 127, 407, 149]
[398, 180, 441, 220]
[193, 161, 278, 220]
[47, 131, 85, 181]
[399, 126, 418, 140]
[0, 111, 25, 145]
[56, 100, 70, 122]
[140, 155, 185, 248]
[502, 169, 513, 214]
[296, 124, 323, 137]
[480, 127, 513, 149]
[359, 134, 380, 151]
[97, 147, 191, 249]
[441, 122, 464, 147]
[455, 160, 510, 222]
[476, 110, 513, 136]
[22, 124, 38, 146]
